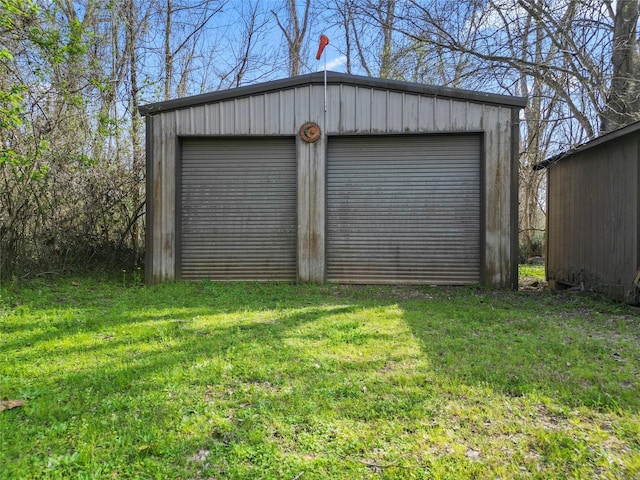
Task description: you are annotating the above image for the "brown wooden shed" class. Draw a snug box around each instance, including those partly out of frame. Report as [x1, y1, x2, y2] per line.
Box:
[140, 72, 525, 287]
[535, 121, 640, 304]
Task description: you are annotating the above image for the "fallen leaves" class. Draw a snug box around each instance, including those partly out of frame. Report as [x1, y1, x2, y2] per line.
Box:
[0, 399, 25, 412]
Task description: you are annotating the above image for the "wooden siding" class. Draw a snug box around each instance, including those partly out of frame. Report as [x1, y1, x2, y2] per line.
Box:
[547, 134, 639, 303]
[146, 83, 518, 286]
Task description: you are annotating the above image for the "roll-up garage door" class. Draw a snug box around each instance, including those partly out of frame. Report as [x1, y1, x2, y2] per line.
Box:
[327, 135, 481, 284]
[180, 137, 296, 280]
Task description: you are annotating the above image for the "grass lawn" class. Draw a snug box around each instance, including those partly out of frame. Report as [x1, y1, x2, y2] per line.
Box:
[1, 270, 639, 479]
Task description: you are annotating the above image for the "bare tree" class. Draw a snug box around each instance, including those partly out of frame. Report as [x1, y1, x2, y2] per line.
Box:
[375, 0, 396, 78]
[162, 0, 226, 100]
[317, 0, 401, 77]
[336, 0, 355, 73]
[273, 0, 312, 76]
[602, 0, 640, 132]
[316, 0, 356, 73]
[2, 0, 315, 275]
[380, 0, 640, 258]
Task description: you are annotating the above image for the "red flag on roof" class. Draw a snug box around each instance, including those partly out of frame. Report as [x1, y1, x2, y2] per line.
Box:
[316, 35, 329, 60]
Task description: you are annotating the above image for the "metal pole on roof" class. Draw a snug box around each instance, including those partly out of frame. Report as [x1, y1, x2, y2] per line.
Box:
[324, 53, 327, 112]
[316, 35, 329, 113]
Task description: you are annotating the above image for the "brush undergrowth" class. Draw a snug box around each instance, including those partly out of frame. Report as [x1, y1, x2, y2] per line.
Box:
[1, 274, 638, 479]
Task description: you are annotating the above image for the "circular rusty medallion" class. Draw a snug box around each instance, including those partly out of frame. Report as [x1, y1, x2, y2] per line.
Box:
[299, 122, 321, 143]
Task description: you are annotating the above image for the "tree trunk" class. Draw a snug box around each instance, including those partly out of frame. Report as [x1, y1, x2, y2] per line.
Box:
[378, 0, 396, 78]
[164, 0, 173, 101]
[274, 0, 311, 76]
[602, 0, 640, 132]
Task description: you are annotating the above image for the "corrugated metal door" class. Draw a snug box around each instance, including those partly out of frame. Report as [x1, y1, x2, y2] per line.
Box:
[327, 135, 481, 284]
[180, 137, 296, 280]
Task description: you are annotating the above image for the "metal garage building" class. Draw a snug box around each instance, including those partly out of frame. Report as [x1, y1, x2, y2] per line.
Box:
[140, 72, 525, 287]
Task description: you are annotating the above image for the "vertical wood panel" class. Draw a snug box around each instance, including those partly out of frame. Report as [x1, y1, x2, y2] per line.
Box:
[592, 153, 601, 279]
[145, 115, 155, 282]
[637, 138, 640, 293]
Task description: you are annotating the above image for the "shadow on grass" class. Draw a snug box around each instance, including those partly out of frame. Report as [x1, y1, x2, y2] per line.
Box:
[1, 281, 343, 349]
[8, 297, 362, 394]
[2, 282, 399, 477]
[6, 281, 639, 415]
[400, 289, 640, 412]
[8, 281, 638, 414]
[3, 280, 640, 478]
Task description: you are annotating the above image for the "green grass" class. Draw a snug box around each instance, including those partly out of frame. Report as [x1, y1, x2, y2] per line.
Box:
[1, 277, 639, 479]
[518, 264, 546, 282]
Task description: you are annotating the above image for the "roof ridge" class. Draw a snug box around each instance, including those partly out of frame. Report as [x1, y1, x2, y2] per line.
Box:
[139, 71, 526, 115]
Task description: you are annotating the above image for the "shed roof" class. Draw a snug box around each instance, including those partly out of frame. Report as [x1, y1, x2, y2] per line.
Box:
[139, 71, 527, 115]
[534, 120, 640, 170]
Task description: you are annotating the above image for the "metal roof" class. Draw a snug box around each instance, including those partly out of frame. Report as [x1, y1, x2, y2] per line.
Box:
[534, 120, 640, 170]
[139, 71, 527, 115]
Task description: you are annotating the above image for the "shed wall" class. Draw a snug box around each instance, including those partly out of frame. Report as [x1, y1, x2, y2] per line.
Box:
[146, 83, 518, 286]
[547, 134, 639, 302]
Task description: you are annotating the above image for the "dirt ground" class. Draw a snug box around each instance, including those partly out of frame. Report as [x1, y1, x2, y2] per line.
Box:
[519, 274, 547, 292]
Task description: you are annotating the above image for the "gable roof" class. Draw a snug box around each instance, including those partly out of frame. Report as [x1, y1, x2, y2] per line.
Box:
[139, 71, 526, 116]
[534, 120, 640, 170]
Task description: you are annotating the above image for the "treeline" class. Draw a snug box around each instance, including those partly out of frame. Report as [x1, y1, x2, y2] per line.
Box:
[1, 0, 639, 276]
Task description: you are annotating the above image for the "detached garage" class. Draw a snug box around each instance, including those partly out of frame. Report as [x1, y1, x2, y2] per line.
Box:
[140, 72, 525, 287]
